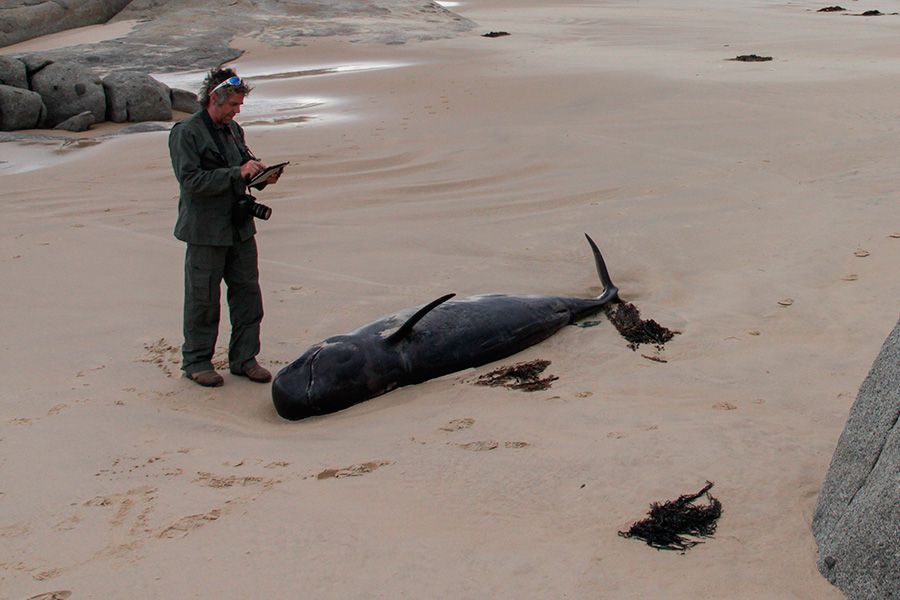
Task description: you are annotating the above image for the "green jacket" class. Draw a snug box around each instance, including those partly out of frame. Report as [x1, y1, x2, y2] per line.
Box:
[169, 110, 256, 246]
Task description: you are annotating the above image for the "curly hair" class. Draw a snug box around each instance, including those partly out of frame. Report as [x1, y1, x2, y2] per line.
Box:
[201, 67, 253, 107]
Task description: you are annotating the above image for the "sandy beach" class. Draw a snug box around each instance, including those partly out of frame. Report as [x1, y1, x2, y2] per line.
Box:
[2, 1, 898, 598]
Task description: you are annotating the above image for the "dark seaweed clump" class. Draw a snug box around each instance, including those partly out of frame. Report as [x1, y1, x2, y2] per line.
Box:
[474, 359, 558, 391]
[619, 481, 723, 552]
[604, 302, 678, 350]
[817, 6, 845, 12]
[730, 54, 773, 62]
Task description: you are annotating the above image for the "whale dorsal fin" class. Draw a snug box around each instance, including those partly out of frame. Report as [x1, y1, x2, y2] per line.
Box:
[584, 233, 620, 304]
[386, 293, 456, 344]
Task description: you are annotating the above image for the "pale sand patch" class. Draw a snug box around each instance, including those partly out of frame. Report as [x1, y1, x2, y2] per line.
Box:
[1, 1, 898, 598]
[0, 20, 140, 55]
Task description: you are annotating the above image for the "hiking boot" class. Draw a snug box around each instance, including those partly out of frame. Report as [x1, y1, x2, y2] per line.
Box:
[186, 370, 224, 387]
[232, 360, 272, 383]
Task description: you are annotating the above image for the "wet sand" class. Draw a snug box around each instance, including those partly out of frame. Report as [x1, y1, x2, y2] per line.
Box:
[1, 1, 899, 598]
[0, 19, 140, 55]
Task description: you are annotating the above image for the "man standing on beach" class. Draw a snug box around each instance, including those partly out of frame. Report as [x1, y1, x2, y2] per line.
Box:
[168, 68, 279, 387]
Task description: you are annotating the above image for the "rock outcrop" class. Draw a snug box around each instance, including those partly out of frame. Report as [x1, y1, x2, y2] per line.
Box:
[103, 71, 171, 122]
[0, 0, 471, 133]
[18, 54, 53, 77]
[171, 87, 200, 114]
[53, 110, 95, 132]
[0, 83, 45, 130]
[30, 61, 106, 127]
[0, 54, 197, 131]
[0, 56, 27, 88]
[11, 1, 475, 73]
[813, 318, 900, 600]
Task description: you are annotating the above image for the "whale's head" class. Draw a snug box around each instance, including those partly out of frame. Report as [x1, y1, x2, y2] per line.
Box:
[272, 338, 374, 420]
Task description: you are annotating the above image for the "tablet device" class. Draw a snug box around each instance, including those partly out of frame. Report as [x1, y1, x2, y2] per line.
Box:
[248, 161, 289, 188]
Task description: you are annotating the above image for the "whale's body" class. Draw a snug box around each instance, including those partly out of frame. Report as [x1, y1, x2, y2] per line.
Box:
[272, 235, 620, 420]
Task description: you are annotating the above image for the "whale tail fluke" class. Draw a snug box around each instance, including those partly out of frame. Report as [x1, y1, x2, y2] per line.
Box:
[585, 233, 620, 304]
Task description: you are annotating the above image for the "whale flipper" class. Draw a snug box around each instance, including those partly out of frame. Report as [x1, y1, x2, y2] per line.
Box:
[386, 293, 456, 344]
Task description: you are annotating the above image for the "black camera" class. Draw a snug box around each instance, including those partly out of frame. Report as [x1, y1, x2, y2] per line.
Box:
[234, 193, 272, 223]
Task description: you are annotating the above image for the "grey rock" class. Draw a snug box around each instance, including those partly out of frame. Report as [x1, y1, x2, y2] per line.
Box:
[102, 71, 171, 122]
[171, 87, 200, 114]
[813, 318, 900, 600]
[0, 56, 27, 89]
[30, 62, 106, 127]
[53, 110, 95, 132]
[16, 54, 54, 78]
[0, 83, 45, 131]
[0, 0, 132, 48]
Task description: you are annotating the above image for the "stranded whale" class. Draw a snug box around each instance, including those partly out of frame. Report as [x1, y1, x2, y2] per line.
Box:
[272, 234, 621, 420]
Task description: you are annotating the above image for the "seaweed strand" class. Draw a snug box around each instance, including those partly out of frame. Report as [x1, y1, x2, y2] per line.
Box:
[619, 481, 722, 552]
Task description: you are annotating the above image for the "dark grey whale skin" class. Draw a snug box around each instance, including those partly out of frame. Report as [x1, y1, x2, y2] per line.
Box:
[272, 235, 620, 421]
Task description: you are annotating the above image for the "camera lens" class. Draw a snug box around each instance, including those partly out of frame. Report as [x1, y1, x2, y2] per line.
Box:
[251, 202, 272, 220]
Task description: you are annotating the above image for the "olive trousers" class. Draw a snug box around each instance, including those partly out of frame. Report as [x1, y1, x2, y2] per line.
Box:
[182, 237, 263, 375]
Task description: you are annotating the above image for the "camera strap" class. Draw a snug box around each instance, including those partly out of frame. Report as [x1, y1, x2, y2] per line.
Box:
[225, 125, 256, 164]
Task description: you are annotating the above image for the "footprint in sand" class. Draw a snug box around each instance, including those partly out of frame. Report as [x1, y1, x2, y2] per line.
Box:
[607, 428, 658, 439]
[75, 365, 105, 378]
[439, 417, 475, 432]
[158, 509, 223, 539]
[453, 440, 529, 450]
[0, 522, 31, 538]
[33, 568, 63, 581]
[316, 460, 393, 480]
[193, 472, 278, 489]
[82, 486, 157, 540]
[713, 401, 738, 411]
[457, 441, 499, 451]
[139, 338, 181, 378]
[265, 461, 290, 469]
[47, 404, 67, 416]
[53, 515, 81, 532]
[504, 441, 530, 449]
[28, 592, 71, 600]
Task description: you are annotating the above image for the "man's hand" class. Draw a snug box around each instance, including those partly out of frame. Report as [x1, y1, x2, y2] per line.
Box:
[265, 169, 282, 185]
[240, 160, 265, 180]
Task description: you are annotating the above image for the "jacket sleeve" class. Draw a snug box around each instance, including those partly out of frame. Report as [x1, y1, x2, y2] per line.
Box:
[169, 123, 243, 199]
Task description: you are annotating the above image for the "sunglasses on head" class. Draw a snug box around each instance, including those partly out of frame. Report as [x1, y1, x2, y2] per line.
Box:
[209, 76, 242, 95]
